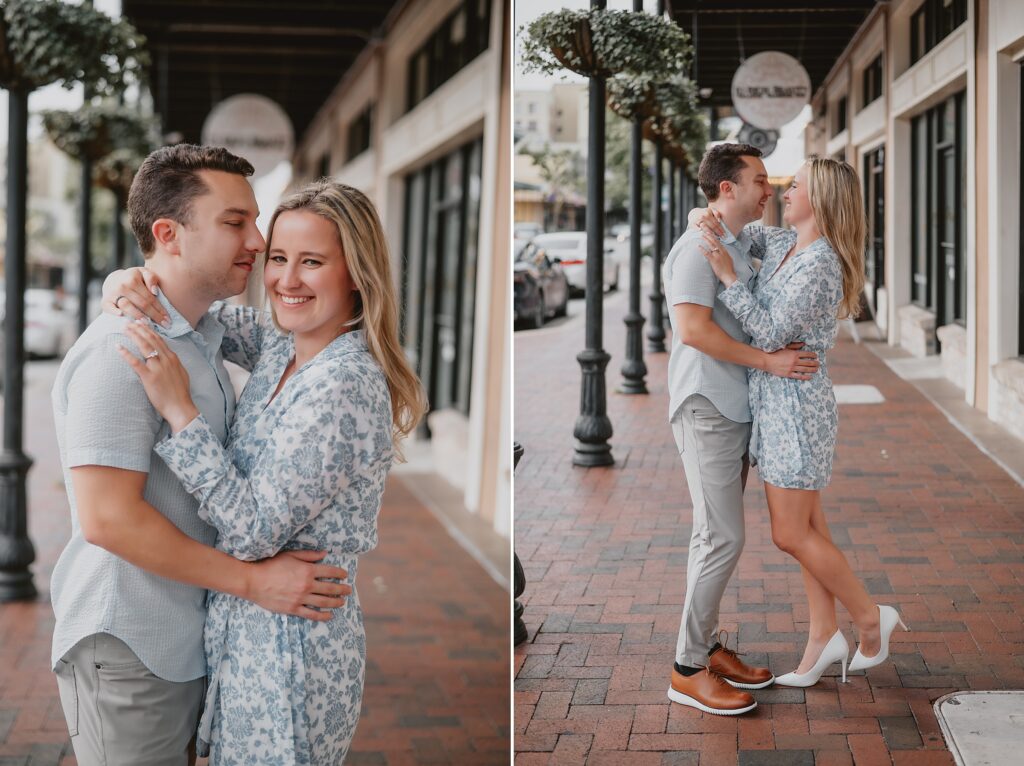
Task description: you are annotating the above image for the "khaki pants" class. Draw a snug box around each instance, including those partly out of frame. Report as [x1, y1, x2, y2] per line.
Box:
[54, 633, 204, 766]
[671, 395, 750, 668]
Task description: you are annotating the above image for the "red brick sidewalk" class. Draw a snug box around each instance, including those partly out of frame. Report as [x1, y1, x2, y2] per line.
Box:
[1, 361, 509, 765]
[514, 288, 1024, 765]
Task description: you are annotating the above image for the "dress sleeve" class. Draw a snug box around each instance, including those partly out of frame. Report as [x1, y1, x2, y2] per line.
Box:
[153, 361, 394, 560]
[207, 301, 270, 372]
[718, 249, 842, 352]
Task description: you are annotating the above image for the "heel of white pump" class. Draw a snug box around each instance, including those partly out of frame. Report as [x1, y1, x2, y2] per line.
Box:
[898, 618, 909, 631]
[840, 654, 848, 684]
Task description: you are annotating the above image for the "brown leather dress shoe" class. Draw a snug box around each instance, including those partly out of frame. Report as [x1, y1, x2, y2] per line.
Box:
[667, 667, 757, 715]
[708, 643, 775, 690]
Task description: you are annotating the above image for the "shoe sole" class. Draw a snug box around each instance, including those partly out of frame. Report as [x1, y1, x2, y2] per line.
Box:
[666, 687, 757, 715]
[724, 676, 775, 690]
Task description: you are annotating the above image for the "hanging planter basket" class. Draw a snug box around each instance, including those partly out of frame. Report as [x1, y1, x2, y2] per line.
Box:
[520, 8, 693, 79]
[607, 73, 662, 121]
[94, 148, 145, 197]
[0, 0, 147, 92]
[41, 104, 157, 164]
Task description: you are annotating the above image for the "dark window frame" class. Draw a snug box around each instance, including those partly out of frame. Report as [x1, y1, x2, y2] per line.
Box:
[832, 96, 848, 137]
[863, 145, 885, 294]
[910, 91, 966, 331]
[910, 0, 967, 65]
[346, 104, 373, 163]
[407, 0, 491, 112]
[401, 136, 484, 425]
[861, 54, 884, 110]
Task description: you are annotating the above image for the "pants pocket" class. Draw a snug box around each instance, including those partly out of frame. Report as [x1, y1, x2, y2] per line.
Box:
[54, 659, 79, 737]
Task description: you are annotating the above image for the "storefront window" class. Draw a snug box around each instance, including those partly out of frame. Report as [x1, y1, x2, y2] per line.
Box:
[832, 96, 847, 136]
[911, 91, 966, 329]
[863, 146, 885, 298]
[401, 136, 484, 422]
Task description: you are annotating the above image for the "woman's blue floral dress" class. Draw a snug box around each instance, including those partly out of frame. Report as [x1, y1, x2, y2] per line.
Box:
[153, 305, 393, 764]
[718, 227, 843, 490]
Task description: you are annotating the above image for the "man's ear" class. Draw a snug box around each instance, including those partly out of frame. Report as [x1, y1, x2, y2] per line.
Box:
[151, 218, 181, 255]
[718, 180, 733, 200]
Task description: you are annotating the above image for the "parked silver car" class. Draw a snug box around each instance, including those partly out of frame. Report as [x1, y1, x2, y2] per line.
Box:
[529, 232, 620, 295]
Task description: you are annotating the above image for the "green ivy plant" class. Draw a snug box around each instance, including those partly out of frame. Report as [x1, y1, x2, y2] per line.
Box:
[641, 75, 708, 176]
[520, 8, 692, 79]
[41, 104, 156, 163]
[0, 0, 148, 92]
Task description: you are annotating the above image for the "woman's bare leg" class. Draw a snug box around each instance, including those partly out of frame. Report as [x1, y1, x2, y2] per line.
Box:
[794, 495, 840, 673]
[764, 483, 881, 659]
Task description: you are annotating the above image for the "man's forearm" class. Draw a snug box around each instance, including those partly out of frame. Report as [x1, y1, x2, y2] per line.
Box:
[89, 498, 253, 601]
[680, 318, 766, 371]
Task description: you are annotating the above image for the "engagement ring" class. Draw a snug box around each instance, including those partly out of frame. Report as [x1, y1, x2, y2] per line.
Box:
[145, 350, 160, 359]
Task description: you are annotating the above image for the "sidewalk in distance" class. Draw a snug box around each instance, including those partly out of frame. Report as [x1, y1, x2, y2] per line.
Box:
[514, 287, 1024, 765]
[0, 360, 509, 766]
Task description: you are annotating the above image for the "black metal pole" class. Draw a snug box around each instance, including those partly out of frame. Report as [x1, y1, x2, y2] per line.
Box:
[619, 0, 648, 395]
[0, 87, 38, 602]
[77, 157, 93, 335]
[574, 0, 613, 467]
[667, 158, 676, 245]
[113, 191, 126, 270]
[678, 163, 688, 237]
[647, 143, 666, 352]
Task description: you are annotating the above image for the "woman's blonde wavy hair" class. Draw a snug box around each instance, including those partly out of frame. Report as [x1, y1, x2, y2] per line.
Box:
[805, 156, 866, 319]
[264, 179, 427, 451]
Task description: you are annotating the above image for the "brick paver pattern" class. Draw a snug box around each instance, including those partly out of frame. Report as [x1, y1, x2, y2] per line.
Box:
[514, 290, 1024, 766]
[1, 361, 509, 765]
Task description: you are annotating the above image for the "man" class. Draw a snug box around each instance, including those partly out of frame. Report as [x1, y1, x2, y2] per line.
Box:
[50, 145, 349, 764]
[664, 143, 820, 715]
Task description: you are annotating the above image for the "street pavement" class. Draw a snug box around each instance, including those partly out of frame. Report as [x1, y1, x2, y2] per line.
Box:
[514, 280, 1024, 765]
[0, 359, 509, 765]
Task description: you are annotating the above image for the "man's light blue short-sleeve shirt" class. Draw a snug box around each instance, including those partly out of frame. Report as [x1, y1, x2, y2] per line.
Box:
[663, 223, 758, 424]
[50, 291, 234, 682]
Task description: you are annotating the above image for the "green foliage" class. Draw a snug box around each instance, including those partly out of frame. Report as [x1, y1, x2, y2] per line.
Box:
[642, 76, 709, 177]
[520, 8, 692, 79]
[0, 0, 148, 92]
[41, 104, 157, 164]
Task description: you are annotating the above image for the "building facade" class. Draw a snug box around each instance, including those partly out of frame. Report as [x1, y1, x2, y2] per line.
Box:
[806, 0, 1024, 442]
[294, 0, 511, 539]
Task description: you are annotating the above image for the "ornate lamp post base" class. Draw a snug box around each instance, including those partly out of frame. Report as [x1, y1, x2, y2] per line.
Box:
[619, 312, 648, 394]
[0, 450, 37, 602]
[574, 348, 614, 467]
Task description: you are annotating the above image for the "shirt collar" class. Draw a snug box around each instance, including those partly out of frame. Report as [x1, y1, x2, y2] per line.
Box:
[153, 289, 226, 351]
[718, 222, 752, 255]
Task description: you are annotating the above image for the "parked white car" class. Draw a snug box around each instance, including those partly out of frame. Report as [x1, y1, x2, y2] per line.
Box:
[529, 232, 620, 295]
[24, 288, 77, 357]
[0, 287, 78, 359]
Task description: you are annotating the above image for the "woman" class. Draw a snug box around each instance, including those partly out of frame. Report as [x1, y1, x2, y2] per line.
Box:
[689, 157, 906, 687]
[106, 180, 426, 762]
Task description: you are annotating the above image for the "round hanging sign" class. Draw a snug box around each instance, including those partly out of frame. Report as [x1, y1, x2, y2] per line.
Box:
[731, 51, 811, 130]
[201, 94, 294, 178]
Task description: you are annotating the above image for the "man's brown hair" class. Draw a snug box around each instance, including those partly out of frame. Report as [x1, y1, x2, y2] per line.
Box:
[127, 144, 254, 256]
[697, 143, 763, 202]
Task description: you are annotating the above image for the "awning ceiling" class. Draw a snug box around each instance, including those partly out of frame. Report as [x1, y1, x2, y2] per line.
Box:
[121, 0, 405, 145]
[667, 1, 881, 110]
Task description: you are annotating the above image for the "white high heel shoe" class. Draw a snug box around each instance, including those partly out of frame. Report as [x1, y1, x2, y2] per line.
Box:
[774, 630, 850, 687]
[848, 605, 909, 672]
